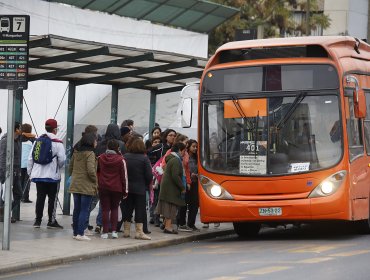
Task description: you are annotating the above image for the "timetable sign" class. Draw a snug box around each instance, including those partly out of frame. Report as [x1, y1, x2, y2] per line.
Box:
[0, 15, 30, 90]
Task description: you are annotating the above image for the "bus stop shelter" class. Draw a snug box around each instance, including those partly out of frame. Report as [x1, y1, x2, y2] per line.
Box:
[15, 33, 207, 215]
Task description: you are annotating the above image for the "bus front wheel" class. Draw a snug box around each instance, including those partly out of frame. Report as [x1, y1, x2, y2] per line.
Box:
[233, 222, 261, 237]
[357, 203, 370, 234]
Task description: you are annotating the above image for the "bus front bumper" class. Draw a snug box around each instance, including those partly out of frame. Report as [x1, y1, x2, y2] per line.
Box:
[199, 191, 350, 223]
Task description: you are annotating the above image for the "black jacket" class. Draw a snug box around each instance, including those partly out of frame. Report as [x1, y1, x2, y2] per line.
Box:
[123, 153, 152, 195]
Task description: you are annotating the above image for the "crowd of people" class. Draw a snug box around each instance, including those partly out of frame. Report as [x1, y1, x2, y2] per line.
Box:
[0, 118, 212, 241]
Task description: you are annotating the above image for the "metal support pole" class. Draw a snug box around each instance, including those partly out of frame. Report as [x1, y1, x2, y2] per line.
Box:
[111, 85, 119, 124]
[2, 89, 15, 250]
[12, 89, 23, 221]
[63, 82, 76, 215]
[15, 89, 23, 123]
[149, 91, 157, 136]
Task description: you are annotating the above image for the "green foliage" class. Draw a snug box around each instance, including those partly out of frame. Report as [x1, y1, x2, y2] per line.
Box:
[208, 0, 331, 56]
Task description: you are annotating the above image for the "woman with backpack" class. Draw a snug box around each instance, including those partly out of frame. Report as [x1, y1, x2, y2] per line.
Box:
[147, 129, 176, 227]
[69, 133, 98, 241]
[155, 142, 187, 234]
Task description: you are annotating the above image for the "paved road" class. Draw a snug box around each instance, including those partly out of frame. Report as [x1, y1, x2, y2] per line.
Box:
[2, 223, 370, 280]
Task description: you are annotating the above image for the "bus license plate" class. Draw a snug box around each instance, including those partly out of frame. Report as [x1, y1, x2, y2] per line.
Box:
[259, 207, 282, 216]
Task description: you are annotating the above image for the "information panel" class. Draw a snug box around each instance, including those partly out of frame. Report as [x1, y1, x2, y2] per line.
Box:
[0, 15, 30, 90]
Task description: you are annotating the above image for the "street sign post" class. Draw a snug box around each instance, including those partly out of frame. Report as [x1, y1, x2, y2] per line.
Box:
[1, 15, 29, 250]
[0, 15, 30, 90]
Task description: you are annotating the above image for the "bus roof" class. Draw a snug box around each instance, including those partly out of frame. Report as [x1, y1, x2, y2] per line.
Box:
[208, 36, 370, 70]
[217, 36, 368, 53]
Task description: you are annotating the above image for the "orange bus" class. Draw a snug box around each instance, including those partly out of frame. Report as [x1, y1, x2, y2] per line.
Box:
[195, 36, 370, 237]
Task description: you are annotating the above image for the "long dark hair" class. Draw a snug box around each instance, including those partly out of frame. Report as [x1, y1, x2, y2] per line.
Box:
[161, 129, 176, 145]
[78, 132, 96, 152]
[187, 139, 198, 159]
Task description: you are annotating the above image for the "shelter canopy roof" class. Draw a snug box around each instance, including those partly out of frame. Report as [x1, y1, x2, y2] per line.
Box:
[46, 0, 239, 33]
[29, 34, 207, 94]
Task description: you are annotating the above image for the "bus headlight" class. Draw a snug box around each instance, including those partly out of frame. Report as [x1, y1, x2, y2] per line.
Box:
[308, 170, 347, 198]
[200, 175, 234, 200]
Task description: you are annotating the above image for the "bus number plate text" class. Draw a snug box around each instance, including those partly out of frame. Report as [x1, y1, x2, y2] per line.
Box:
[258, 207, 282, 216]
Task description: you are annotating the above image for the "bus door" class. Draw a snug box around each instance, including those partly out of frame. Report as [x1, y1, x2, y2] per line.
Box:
[345, 82, 370, 220]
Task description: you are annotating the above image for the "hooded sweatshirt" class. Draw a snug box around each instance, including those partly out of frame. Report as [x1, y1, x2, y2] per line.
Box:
[95, 124, 126, 156]
[98, 150, 128, 196]
[27, 132, 65, 183]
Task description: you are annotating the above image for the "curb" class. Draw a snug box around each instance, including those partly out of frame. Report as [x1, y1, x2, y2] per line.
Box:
[0, 229, 235, 275]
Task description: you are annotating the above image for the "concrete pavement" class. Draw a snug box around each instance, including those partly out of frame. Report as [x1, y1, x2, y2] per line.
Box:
[0, 185, 234, 275]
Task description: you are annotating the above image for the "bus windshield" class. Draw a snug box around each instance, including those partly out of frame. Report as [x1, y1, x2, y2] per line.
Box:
[201, 65, 342, 176]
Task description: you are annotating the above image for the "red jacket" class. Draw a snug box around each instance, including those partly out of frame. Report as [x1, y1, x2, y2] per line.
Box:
[98, 151, 128, 196]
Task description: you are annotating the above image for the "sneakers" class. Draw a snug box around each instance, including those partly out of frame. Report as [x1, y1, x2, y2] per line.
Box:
[87, 225, 94, 231]
[95, 225, 101, 234]
[191, 225, 200, 232]
[33, 220, 41, 228]
[47, 220, 63, 229]
[101, 233, 109, 239]
[178, 225, 192, 232]
[84, 229, 94, 236]
[111, 231, 118, 239]
[75, 235, 91, 241]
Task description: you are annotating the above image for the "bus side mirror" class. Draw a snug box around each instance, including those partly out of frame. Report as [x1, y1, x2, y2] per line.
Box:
[354, 88, 366, 118]
[346, 75, 366, 118]
[181, 97, 192, 128]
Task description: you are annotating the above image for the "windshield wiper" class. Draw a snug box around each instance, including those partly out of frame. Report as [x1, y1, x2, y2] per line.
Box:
[231, 96, 247, 119]
[231, 96, 254, 132]
[275, 92, 307, 130]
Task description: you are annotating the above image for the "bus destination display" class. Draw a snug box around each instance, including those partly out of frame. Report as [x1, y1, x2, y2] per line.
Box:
[0, 15, 30, 90]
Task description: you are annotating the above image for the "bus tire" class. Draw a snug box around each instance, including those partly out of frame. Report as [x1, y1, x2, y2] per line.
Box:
[233, 222, 261, 238]
[357, 203, 370, 234]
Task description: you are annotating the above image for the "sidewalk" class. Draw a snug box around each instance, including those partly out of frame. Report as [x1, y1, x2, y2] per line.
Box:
[0, 186, 234, 275]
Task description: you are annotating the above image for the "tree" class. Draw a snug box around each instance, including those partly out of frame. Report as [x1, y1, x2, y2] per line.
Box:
[208, 0, 331, 55]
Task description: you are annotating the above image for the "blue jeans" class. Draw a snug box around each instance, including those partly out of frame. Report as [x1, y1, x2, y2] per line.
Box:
[85, 195, 99, 228]
[96, 205, 102, 226]
[73, 194, 93, 236]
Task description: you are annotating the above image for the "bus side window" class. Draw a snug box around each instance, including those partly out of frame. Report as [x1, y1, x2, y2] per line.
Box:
[364, 91, 370, 155]
[345, 94, 364, 161]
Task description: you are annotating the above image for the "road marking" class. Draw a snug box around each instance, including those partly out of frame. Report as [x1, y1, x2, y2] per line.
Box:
[296, 257, 334, 263]
[240, 266, 291, 275]
[329, 250, 370, 257]
[200, 245, 225, 249]
[209, 277, 244, 280]
[286, 245, 340, 253]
